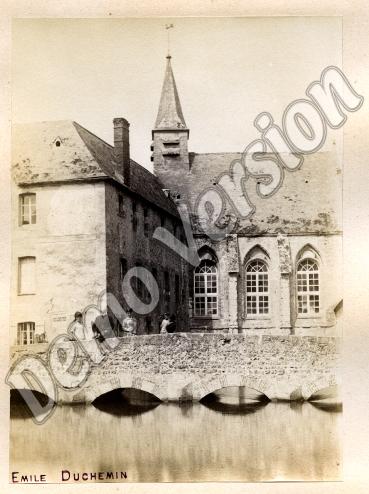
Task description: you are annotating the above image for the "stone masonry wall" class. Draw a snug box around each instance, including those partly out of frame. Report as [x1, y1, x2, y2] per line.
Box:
[10, 334, 340, 404]
[104, 181, 189, 334]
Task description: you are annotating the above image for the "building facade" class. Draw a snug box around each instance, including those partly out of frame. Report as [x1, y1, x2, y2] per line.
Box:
[151, 55, 342, 336]
[11, 118, 188, 345]
[11, 54, 342, 345]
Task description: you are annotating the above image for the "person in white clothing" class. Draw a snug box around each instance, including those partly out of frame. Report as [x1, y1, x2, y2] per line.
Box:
[70, 311, 87, 340]
[160, 313, 170, 334]
[122, 309, 137, 336]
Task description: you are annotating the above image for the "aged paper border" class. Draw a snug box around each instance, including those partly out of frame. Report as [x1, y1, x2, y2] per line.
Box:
[1, 1, 369, 493]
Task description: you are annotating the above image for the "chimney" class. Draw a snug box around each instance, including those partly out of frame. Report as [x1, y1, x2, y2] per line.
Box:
[113, 118, 130, 185]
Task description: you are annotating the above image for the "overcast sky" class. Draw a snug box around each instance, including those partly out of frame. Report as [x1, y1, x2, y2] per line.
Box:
[12, 17, 342, 170]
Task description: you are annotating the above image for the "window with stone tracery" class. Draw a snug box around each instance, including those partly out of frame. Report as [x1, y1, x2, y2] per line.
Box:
[246, 259, 269, 315]
[297, 258, 320, 315]
[194, 260, 218, 316]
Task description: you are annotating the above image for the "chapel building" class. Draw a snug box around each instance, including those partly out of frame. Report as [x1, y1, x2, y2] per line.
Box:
[151, 55, 342, 336]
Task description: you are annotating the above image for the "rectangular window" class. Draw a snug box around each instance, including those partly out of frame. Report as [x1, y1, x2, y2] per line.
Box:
[17, 322, 35, 345]
[118, 195, 124, 216]
[297, 259, 320, 315]
[120, 258, 127, 280]
[245, 261, 269, 316]
[194, 262, 218, 316]
[246, 295, 257, 314]
[132, 202, 137, 232]
[144, 208, 149, 237]
[133, 263, 150, 303]
[152, 267, 158, 284]
[19, 193, 36, 225]
[175, 274, 180, 305]
[164, 271, 170, 311]
[133, 263, 142, 299]
[18, 257, 36, 294]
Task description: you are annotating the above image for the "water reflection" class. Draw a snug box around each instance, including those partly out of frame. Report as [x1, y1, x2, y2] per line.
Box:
[10, 396, 341, 482]
[92, 388, 160, 416]
[309, 400, 343, 413]
[201, 388, 269, 415]
[201, 399, 268, 415]
[308, 385, 343, 413]
[10, 389, 54, 420]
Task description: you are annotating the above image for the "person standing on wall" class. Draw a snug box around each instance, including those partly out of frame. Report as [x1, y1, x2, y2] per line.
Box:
[166, 314, 176, 333]
[70, 311, 88, 340]
[160, 313, 170, 334]
[122, 309, 138, 336]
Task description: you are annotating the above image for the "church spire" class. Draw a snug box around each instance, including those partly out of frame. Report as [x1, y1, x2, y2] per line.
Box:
[151, 52, 190, 195]
[154, 56, 188, 131]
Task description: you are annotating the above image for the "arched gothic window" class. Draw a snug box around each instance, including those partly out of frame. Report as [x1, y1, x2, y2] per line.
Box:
[297, 258, 320, 314]
[194, 260, 218, 316]
[246, 259, 269, 315]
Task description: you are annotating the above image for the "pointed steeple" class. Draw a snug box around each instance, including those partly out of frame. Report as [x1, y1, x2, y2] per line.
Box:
[152, 54, 190, 195]
[154, 56, 188, 131]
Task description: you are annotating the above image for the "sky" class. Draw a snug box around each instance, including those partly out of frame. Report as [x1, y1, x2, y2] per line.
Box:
[12, 17, 342, 170]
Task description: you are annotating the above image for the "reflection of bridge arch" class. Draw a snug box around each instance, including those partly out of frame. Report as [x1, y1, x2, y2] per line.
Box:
[187, 374, 273, 401]
[10, 388, 54, 404]
[301, 376, 338, 401]
[10, 388, 55, 420]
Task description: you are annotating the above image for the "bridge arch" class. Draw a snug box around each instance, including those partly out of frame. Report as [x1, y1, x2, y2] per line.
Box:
[83, 373, 165, 404]
[190, 374, 272, 401]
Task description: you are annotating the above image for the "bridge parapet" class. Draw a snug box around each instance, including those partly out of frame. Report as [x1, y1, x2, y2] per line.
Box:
[10, 334, 341, 403]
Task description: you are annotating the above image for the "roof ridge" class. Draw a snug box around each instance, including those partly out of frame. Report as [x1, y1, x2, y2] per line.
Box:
[72, 121, 113, 150]
[13, 119, 74, 125]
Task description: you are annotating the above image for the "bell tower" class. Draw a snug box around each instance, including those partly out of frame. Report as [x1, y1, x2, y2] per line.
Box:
[151, 55, 190, 198]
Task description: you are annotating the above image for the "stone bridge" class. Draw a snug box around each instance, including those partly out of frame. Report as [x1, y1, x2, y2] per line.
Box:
[10, 334, 340, 404]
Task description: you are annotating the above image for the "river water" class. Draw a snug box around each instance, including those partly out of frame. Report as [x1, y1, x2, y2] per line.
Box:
[10, 395, 341, 483]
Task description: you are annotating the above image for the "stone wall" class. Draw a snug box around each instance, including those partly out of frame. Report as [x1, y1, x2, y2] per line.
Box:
[104, 182, 189, 334]
[189, 233, 341, 335]
[238, 233, 342, 335]
[10, 334, 340, 403]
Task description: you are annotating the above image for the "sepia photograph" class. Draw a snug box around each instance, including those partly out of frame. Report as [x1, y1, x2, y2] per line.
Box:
[6, 16, 353, 483]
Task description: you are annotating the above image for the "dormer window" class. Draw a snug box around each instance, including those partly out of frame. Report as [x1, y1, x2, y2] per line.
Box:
[52, 136, 63, 147]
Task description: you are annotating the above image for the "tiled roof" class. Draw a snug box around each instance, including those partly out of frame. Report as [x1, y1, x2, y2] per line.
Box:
[12, 120, 179, 217]
[186, 150, 342, 234]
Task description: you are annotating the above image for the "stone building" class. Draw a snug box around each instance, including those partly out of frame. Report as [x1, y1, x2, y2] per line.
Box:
[152, 55, 342, 336]
[11, 118, 188, 345]
[11, 54, 342, 345]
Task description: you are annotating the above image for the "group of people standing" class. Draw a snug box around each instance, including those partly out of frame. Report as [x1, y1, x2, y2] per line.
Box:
[70, 309, 177, 340]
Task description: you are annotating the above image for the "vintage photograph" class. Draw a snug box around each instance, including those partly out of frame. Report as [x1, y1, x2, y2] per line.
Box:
[7, 17, 348, 483]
